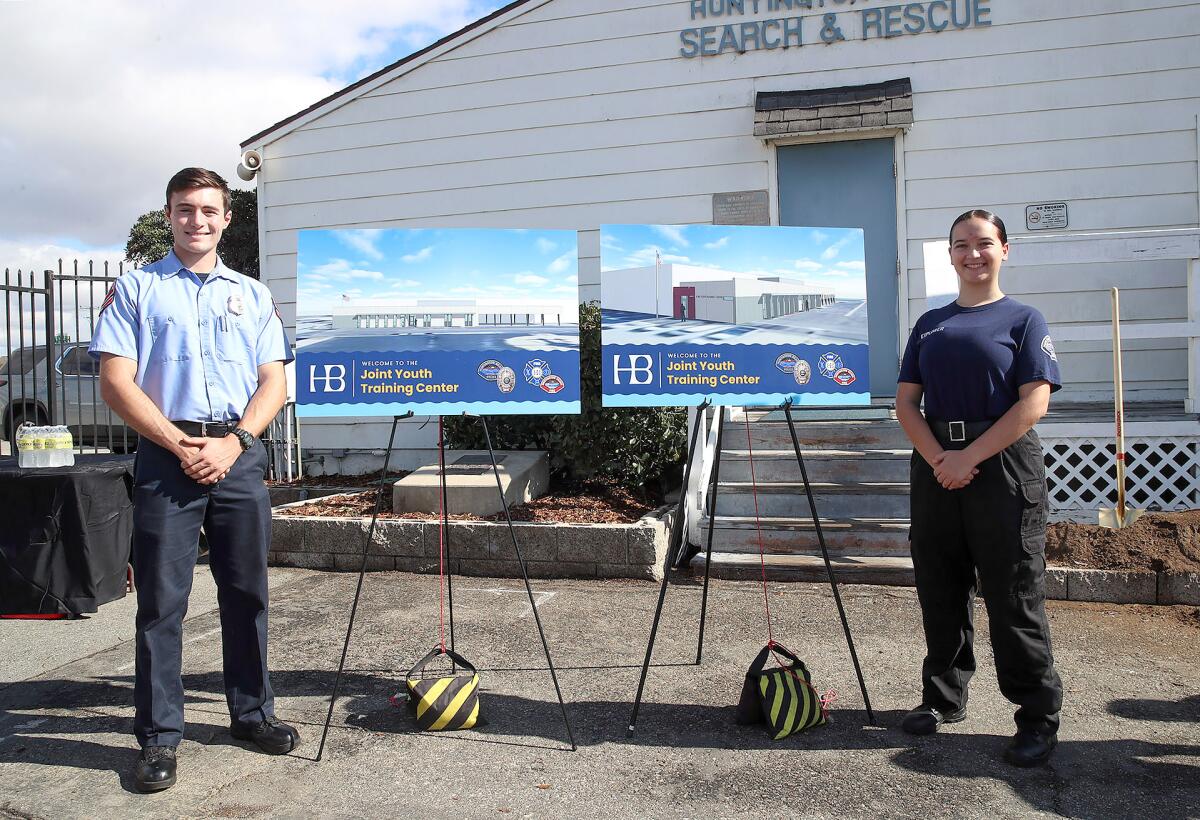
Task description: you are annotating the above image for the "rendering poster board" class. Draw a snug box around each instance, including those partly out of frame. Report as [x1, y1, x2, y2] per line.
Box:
[600, 224, 870, 407]
[295, 228, 581, 417]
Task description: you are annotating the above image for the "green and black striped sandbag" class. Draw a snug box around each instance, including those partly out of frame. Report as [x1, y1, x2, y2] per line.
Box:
[735, 642, 827, 740]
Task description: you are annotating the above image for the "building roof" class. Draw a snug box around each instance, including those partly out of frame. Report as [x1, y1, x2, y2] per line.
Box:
[240, 0, 539, 148]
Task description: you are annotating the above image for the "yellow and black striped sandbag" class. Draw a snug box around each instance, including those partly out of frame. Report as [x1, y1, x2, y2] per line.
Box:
[735, 642, 827, 740]
[405, 647, 483, 731]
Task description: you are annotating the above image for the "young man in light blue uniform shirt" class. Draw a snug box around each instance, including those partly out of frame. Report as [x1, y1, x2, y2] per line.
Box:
[89, 167, 297, 793]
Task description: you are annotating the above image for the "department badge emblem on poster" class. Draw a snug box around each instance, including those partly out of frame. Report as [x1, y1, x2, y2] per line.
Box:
[294, 228, 581, 416]
[598, 224, 870, 408]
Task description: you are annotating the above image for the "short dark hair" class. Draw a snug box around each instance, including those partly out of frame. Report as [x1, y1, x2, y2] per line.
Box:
[950, 209, 1007, 244]
[165, 167, 231, 213]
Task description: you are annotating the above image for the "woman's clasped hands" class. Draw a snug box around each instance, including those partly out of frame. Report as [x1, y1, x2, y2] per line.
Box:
[931, 449, 980, 490]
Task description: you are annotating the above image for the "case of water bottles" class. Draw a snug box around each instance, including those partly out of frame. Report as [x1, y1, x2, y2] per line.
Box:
[15, 424, 75, 468]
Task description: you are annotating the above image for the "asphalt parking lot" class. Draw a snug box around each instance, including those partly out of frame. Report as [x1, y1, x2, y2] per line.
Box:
[1, 569, 1197, 819]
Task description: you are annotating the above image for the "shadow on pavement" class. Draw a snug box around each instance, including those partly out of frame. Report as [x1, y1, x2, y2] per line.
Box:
[4, 671, 1199, 818]
[1107, 693, 1200, 723]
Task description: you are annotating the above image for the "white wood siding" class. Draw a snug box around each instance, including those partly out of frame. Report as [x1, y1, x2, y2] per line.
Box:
[255, 0, 1200, 453]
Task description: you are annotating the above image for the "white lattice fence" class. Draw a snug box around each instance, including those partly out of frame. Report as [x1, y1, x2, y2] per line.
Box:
[1042, 436, 1200, 511]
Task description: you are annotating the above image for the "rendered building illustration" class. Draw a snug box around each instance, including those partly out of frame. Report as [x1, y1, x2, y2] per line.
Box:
[331, 298, 576, 331]
[601, 263, 836, 324]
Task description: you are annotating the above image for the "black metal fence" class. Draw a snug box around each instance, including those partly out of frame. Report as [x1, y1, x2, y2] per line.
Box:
[2, 260, 301, 480]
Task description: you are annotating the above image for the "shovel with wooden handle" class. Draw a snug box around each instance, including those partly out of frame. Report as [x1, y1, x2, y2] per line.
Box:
[1099, 287, 1145, 529]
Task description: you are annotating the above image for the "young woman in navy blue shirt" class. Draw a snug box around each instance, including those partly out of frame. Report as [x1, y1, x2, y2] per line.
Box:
[895, 209, 1063, 768]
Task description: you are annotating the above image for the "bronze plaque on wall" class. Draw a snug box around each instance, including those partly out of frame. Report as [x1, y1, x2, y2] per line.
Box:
[712, 190, 770, 225]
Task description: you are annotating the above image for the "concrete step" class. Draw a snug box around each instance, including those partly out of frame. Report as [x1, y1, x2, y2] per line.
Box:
[718, 448, 911, 483]
[697, 514, 910, 555]
[686, 551, 915, 586]
[727, 420, 911, 451]
[713, 481, 910, 519]
[738, 406, 895, 422]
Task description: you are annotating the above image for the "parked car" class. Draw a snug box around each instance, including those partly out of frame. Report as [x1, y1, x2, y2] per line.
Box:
[2, 343, 138, 452]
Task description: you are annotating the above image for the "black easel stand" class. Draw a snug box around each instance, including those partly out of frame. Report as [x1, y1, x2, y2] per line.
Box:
[781, 399, 875, 725]
[316, 411, 578, 757]
[627, 400, 876, 737]
[479, 416, 577, 751]
[317, 412, 413, 761]
[627, 401, 712, 736]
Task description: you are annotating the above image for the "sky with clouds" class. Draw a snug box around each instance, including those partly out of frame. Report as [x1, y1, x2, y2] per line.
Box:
[296, 228, 580, 317]
[0, 0, 505, 277]
[600, 224, 868, 299]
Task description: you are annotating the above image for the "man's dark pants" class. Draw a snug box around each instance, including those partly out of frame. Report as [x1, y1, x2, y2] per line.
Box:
[131, 438, 274, 747]
[909, 428, 1063, 733]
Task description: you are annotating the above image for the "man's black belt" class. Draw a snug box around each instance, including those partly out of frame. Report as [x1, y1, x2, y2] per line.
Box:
[926, 418, 994, 444]
[174, 420, 238, 438]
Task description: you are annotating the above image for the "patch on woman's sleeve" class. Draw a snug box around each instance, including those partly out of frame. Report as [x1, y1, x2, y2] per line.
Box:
[1040, 335, 1057, 362]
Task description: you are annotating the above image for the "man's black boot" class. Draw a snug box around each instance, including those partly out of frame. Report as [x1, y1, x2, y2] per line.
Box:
[230, 716, 301, 755]
[133, 745, 177, 793]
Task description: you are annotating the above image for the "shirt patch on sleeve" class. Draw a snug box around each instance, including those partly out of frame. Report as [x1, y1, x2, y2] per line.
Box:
[1041, 334, 1058, 362]
[98, 283, 117, 316]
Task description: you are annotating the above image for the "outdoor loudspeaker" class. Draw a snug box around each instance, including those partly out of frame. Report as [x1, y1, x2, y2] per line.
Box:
[236, 149, 262, 181]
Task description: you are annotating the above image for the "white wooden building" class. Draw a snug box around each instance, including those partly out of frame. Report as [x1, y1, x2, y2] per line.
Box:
[243, 0, 1200, 517]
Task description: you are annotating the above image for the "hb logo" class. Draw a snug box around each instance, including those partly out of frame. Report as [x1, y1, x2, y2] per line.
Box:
[309, 364, 348, 393]
[612, 354, 654, 386]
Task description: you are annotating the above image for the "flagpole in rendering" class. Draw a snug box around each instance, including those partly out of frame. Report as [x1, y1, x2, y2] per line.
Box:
[655, 250, 661, 318]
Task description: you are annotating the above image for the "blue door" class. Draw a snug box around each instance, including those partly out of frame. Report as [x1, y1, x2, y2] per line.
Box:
[777, 138, 899, 396]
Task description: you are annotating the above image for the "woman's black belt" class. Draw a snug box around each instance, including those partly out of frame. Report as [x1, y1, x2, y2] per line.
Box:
[173, 420, 238, 438]
[925, 418, 994, 444]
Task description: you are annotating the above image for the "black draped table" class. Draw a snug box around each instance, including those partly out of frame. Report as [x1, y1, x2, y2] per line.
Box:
[0, 454, 135, 617]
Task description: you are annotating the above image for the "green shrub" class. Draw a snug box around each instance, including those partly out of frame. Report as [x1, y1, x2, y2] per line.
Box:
[444, 303, 686, 496]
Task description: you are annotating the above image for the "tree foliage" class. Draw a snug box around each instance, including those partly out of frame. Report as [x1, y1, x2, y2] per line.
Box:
[444, 302, 687, 496]
[124, 188, 259, 278]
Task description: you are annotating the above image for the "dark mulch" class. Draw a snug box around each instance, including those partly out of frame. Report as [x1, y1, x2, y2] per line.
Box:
[276, 483, 659, 524]
[1046, 510, 1200, 573]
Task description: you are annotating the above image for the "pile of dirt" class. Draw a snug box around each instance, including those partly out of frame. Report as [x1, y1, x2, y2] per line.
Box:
[1046, 510, 1200, 573]
[276, 484, 658, 524]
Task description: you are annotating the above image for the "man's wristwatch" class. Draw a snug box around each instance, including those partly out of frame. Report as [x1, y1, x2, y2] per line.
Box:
[230, 426, 255, 452]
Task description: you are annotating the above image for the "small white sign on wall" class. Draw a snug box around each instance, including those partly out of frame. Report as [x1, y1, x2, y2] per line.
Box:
[1026, 202, 1068, 231]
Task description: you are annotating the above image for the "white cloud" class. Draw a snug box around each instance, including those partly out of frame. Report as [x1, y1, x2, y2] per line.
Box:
[547, 251, 576, 275]
[337, 229, 385, 260]
[401, 246, 433, 263]
[836, 260, 866, 272]
[535, 237, 557, 254]
[653, 225, 690, 247]
[703, 236, 729, 250]
[821, 235, 855, 261]
[794, 258, 823, 272]
[566, 274, 578, 284]
[0, 238, 126, 277]
[0, 1, 494, 255]
[810, 230, 830, 245]
[619, 245, 690, 268]
[311, 258, 384, 281]
[515, 273, 549, 286]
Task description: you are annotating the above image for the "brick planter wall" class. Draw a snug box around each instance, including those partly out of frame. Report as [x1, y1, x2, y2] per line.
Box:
[269, 496, 673, 580]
